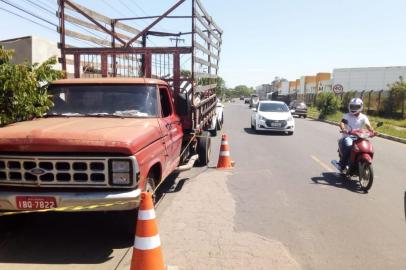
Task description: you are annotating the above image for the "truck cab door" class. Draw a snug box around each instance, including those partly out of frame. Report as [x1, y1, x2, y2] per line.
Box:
[159, 86, 183, 173]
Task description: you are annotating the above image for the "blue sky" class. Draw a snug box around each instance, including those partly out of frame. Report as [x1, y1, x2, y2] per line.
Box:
[1, 0, 406, 87]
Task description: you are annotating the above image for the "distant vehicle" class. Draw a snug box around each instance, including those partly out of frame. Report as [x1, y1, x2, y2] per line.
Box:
[251, 101, 295, 135]
[244, 98, 250, 104]
[210, 100, 224, 136]
[240, 96, 244, 100]
[249, 94, 259, 108]
[266, 92, 275, 100]
[289, 100, 308, 118]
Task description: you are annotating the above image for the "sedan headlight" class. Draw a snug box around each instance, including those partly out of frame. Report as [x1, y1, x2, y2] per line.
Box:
[258, 115, 266, 121]
[110, 160, 133, 186]
[287, 116, 293, 121]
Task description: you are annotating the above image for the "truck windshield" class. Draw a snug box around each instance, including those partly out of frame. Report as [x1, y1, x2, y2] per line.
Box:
[259, 103, 289, 112]
[47, 84, 158, 117]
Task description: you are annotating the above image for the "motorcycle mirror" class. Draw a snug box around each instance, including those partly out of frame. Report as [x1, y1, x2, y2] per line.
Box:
[376, 121, 384, 128]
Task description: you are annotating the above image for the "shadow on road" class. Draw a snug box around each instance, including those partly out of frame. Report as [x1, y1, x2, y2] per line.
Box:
[311, 172, 365, 194]
[243, 128, 289, 136]
[0, 173, 187, 265]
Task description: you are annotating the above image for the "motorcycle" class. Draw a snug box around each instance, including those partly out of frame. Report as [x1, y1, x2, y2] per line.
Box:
[331, 123, 382, 192]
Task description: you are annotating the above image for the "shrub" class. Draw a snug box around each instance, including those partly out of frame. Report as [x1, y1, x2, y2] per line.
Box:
[0, 46, 63, 126]
[315, 92, 341, 119]
[382, 76, 406, 118]
[341, 91, 356, 111]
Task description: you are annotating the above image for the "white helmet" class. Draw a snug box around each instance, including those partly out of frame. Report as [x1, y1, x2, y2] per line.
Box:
[348, 98, 363, 115]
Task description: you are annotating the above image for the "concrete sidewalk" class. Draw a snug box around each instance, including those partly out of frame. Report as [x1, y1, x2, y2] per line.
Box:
[116, 167, 300, 270]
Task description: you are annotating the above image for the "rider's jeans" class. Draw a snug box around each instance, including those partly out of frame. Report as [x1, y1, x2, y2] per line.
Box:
[339, 136, 354, 167]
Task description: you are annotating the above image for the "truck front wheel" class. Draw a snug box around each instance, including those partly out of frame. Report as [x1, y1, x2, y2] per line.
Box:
[143, 174, 157, 204]
[197, 131, 211, 166]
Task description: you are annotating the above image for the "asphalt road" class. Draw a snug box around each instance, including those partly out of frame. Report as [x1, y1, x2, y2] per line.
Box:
[224, 100, 406, 269]
[0, 100, 405, 269]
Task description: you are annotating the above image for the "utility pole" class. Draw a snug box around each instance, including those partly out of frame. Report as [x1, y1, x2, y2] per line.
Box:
[170, 37, 185, 47]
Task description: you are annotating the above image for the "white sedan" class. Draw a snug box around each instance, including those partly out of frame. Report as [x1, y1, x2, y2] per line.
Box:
[209, 100, 224, 136]
[251, 101, 295, 135]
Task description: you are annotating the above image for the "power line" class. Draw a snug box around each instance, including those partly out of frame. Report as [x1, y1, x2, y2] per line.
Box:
[0, 4, 103, 48]
[36, 0, 57, 12]
[0, 5, 56, 32]
[21, 0, 54, 15]
[0, 0, 57, 27]
[100, 0, 127, 17]
[118, 0, 139, 17]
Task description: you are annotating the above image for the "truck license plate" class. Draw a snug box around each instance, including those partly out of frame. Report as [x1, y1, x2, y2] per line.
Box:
[271, 123, 281, 127]
[16, 196, 57, 210]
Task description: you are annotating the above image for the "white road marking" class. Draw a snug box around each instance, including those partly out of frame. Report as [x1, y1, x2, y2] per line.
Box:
[311, 155, 335, 172]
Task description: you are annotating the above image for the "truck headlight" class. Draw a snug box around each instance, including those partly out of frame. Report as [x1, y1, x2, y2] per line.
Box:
[112, 160, 130, 172]
[109, 160, 133, 186]
[112, 173, 131, 185]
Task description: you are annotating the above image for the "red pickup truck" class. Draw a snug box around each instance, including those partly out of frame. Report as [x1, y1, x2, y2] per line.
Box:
[0, 78, 200, 211]
[0, 0, 222, 213]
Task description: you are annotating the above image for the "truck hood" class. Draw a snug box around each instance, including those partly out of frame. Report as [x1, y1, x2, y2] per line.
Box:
[0, 117, 163, 155]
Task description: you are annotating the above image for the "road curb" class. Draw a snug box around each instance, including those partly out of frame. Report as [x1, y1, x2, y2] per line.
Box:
[308, 116, 406, 144]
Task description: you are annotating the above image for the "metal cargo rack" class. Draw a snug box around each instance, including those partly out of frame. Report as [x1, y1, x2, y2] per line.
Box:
[57, 0, 223, 132]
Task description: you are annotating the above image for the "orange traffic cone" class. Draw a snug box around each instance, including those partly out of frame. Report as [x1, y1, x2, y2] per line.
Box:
[130, 192, 164, 270]
[217, 134, 234, 169]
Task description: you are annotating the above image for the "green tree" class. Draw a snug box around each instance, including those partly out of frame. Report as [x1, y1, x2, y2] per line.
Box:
[0, 46, 63, 126]
[316, 92, 341, 120]
[198, 75, 226, 98]
[228, 85, 254, 98]
[383, 76, 406, 117]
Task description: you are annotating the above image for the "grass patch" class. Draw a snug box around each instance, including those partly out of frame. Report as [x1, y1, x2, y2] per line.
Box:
[308, 107, 406, 139]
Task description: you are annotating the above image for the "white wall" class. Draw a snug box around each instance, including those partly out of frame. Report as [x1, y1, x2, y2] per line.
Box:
[333, 67, 406, 92]
[1, 36, 75, 76]
[299, 76, 306, 94]
[318, 79, 332, 92]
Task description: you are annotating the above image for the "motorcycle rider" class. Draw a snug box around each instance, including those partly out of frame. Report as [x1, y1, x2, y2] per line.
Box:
[339, 98, 374, 171]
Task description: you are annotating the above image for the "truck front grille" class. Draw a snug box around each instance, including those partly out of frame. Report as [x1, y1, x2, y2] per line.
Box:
[0, 156, 133, 188]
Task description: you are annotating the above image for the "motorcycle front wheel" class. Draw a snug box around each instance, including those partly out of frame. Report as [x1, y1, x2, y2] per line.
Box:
[358, 161, 374, 192]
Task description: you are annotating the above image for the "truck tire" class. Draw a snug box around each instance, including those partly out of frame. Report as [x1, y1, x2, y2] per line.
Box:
[210, 128, 217, 137]
[217, 117, 223, 130]
[144, 174, 157, 204]
[197, 131, 211, 166]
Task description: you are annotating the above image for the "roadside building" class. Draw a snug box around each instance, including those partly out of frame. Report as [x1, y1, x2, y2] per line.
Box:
[0, 35, 74, 75]
[303, 76, 316, 94]
[256, 84, 272, 98]
[332, 66, 406, 92]
[296, 79, 301, 93]
[277, 79, 289, 95]
[315, 73, 332, 92]
[289, 81, 297, 94]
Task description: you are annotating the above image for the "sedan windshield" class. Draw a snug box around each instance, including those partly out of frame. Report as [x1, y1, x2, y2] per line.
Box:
[259, 103, 289, 112]
[47, 84, 158, 117]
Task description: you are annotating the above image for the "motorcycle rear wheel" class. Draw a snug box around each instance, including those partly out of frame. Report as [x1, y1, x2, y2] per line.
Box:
[358, 161, 374, 192]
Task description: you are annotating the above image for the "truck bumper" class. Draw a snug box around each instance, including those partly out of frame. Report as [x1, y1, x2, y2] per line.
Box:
[0, 189, 141, 212]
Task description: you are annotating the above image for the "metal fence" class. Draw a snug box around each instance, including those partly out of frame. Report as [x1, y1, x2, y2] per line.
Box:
[289, 90, 406, 119]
